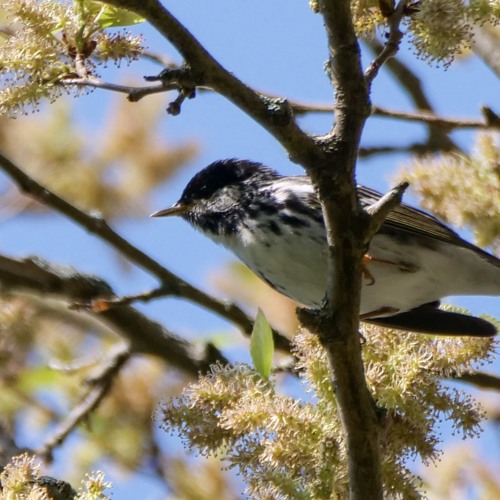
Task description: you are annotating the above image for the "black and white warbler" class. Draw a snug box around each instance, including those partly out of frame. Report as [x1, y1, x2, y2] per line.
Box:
[152, 158, 499, 337]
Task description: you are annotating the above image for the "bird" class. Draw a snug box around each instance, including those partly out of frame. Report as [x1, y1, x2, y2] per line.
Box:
[151, 158, 500, 337]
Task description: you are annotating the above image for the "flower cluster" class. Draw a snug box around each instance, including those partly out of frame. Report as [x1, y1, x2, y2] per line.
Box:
[396, 133, 500, 252]
[161, 321, 496, 498]
[316, 0, 500, 65]
[0, 0, 144, 114]
[408, 0, 473, 65]
[0, 453, 112, 499]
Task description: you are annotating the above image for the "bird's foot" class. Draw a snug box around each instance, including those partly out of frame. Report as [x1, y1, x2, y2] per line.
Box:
[362, 256, 376, 286]
[363, 254, 419, 281]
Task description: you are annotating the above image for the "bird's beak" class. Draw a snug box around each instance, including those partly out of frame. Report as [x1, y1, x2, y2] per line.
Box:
[150, 202, 190, 218]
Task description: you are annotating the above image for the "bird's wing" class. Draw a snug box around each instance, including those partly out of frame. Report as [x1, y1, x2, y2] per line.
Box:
[292, 177, 463, 245]
[357, 185, 464, 245]
[366, 301, 497, 336]
[357, 185, 500, 268]
[290, 176, 500, 266]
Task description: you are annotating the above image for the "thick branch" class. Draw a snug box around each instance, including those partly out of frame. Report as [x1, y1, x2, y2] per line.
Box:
[101, 0, 317, 165]
[0, 254, 226, 376]
[0, 152, 290, 352]
[99, 1, 385, 496]
[310, 0, 382, 497]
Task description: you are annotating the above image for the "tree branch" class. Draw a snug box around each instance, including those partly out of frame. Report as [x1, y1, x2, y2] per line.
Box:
[59, 75, 174, 100]
[60, 75, 498, 131]
[364, 182, 409, 242]
[365, 0, 409, 85]
[0, 152, 290, 352]
[472, 25, 500, 78]
[304, 0, 383, 497]
[293, 100, 499, 130]
[366, 39, 459, 153]
[372, 105, 500, 129]
[37, 345, 131, 462]
[0, 254, 227, 376]
[359, 142, 452, 158]
[100, 0, 318, 165]
[452, 371, 500, 391]
[94, 2, 403, 496]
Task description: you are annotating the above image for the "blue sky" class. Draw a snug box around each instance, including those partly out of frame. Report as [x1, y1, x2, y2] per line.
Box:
[2, 1, 500, 497]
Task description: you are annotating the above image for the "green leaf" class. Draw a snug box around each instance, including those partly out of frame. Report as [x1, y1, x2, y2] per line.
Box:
[87, 2, 145, 28]
[250, 308, 274, 379]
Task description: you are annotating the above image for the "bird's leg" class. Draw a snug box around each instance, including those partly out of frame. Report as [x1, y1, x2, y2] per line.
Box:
[360, 306, 400, 320]
[363, 254, 419, 286]
[362, 255, 376, 286]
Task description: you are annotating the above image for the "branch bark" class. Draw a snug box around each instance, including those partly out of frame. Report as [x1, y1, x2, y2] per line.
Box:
[100, 0, 318, 165]
[364, 0, 409, 85]
[301, 0, 385, 497]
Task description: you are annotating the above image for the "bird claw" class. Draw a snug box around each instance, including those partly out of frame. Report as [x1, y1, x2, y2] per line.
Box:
[362, 263, 376, 286]
[363, 253, 419, 283]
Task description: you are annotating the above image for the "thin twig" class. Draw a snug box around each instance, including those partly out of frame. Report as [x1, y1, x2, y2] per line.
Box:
[372, 105, 499, 129]
[37, 345, 131, 462]
[359, 143, 452, 158]
[364, 182, 409, 242]
[71, 286, 170, 311]
[59, 75, 497, 131]
[59, 75, 178, 101]
[288, 100, 498, 130]
[365, 39, 458, 153]
[365, 0, 409, 85]
[452, 371, 500, 391]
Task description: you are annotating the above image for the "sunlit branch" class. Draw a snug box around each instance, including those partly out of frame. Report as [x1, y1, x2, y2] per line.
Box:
[59, 75, 177, 101]
[364, 182, 409, 242]
[365, 0, 409, 85]
[0, 152, 291, 351]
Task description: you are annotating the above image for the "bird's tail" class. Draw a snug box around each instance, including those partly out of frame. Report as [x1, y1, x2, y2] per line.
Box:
[367, 302, 497, 337]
